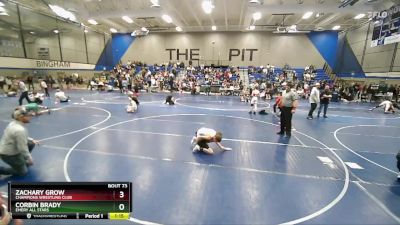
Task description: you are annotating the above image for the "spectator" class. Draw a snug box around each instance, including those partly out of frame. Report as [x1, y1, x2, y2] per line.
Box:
[26, 76, 34, 91]
[0, 107, 38, 176]
[318, 85, 332, 118]
[307, 83, 320, 120]
[18, 80, 31, 106]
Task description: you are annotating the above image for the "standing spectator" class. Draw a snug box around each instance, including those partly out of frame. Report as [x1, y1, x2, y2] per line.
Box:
[393, 85, 398, 103]
[0, 75, 5, 91]
[169, 75, 174, 92]
[318, 85, 332, 118]
[65, 76, 71, 90]
[18, 80, 31, 106]
[307, 83, 320, 120]
[277, 82, 298, 138]
[5, 77, 12, 90]
[26, 76, 34, 91]
[0, 107, 38, 176]
[40, 79, 50, 97]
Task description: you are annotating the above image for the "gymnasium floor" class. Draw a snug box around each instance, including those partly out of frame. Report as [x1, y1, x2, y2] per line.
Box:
[0, 90, 399, 225]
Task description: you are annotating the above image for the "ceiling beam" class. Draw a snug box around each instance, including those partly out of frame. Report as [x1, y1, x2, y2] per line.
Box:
[208, 14, 216, 30]
[316, 13, 341, 28]
[101, 18, 128, 32]
[223, 0, 228, 31]
[183, 0, 204, 30]
[86, 8, 162, 20]
[251, 3, 375, 14]
[238, 0, 247, 26]
[162, 0, 189, 26]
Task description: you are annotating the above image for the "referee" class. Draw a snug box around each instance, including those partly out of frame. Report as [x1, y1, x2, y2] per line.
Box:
[277, 82, 298, 138]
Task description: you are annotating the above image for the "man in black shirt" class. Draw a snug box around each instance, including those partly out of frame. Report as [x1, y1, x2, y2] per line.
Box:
[318, 85, 332, 118]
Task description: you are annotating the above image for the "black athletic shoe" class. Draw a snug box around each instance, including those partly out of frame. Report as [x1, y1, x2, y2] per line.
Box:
[253, 112, 256, 114]
[276, 132, 284, 135]
[323, 115, 328, 118]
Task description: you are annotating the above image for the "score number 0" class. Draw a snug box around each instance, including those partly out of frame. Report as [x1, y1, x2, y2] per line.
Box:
[118, 191, 125, 211]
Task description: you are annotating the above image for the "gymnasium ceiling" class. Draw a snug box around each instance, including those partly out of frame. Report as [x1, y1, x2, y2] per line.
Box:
[3, 0, 400, 34]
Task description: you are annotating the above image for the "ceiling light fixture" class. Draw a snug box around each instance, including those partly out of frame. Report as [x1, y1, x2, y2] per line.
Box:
[332, 25, 341, 30]
[0, 2, 4, 7]
[162, 14, 173, 23]
[84, 29, 88, 33]
[0, 6, 5, 12]
[252, 12, 262, 21]
[150, 0, 160, 8]
[176, 26, 182, 32]
[212, 25, 217, 31]
[354, 13, 365, 19]
[87, 19, 98, 25]
[49, 5, 76, 21]
[29, 31, 35, 35]
[122, 16, 133, 23]
[249, 0, 262, 5]
[202, 0, 214, 14]
[110, 28, 117, 33]
[53, 30, 59, 34]
[302, 12, 313, 19]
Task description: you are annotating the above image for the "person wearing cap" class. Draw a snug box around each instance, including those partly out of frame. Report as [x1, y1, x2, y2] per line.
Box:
[277, 82, 298, 138]
[0, 108, 38, 176]
[307, 83, 320, 120]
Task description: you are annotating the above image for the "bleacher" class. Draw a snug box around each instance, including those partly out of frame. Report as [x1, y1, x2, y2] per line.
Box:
[315, 69, 331, 81]
[248, 67, 332, 83]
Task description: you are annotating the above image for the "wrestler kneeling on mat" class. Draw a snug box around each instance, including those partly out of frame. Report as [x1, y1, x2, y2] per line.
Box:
[191, 127, 232, 154]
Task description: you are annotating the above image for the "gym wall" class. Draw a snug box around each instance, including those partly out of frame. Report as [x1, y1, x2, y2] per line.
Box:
[346, 22, 400, 74]
[121, 32, 325, 68]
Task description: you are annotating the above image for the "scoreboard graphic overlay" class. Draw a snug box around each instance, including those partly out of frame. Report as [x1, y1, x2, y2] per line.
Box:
[8, 182, 132, 220]
[371, 5, 400, 47]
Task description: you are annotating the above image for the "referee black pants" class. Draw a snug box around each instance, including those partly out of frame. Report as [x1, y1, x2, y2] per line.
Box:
[397, 151, 400, 171]
[280, 107, 293, 135]
[19, 91, 31, 106]
[308, 103, 317, 117]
